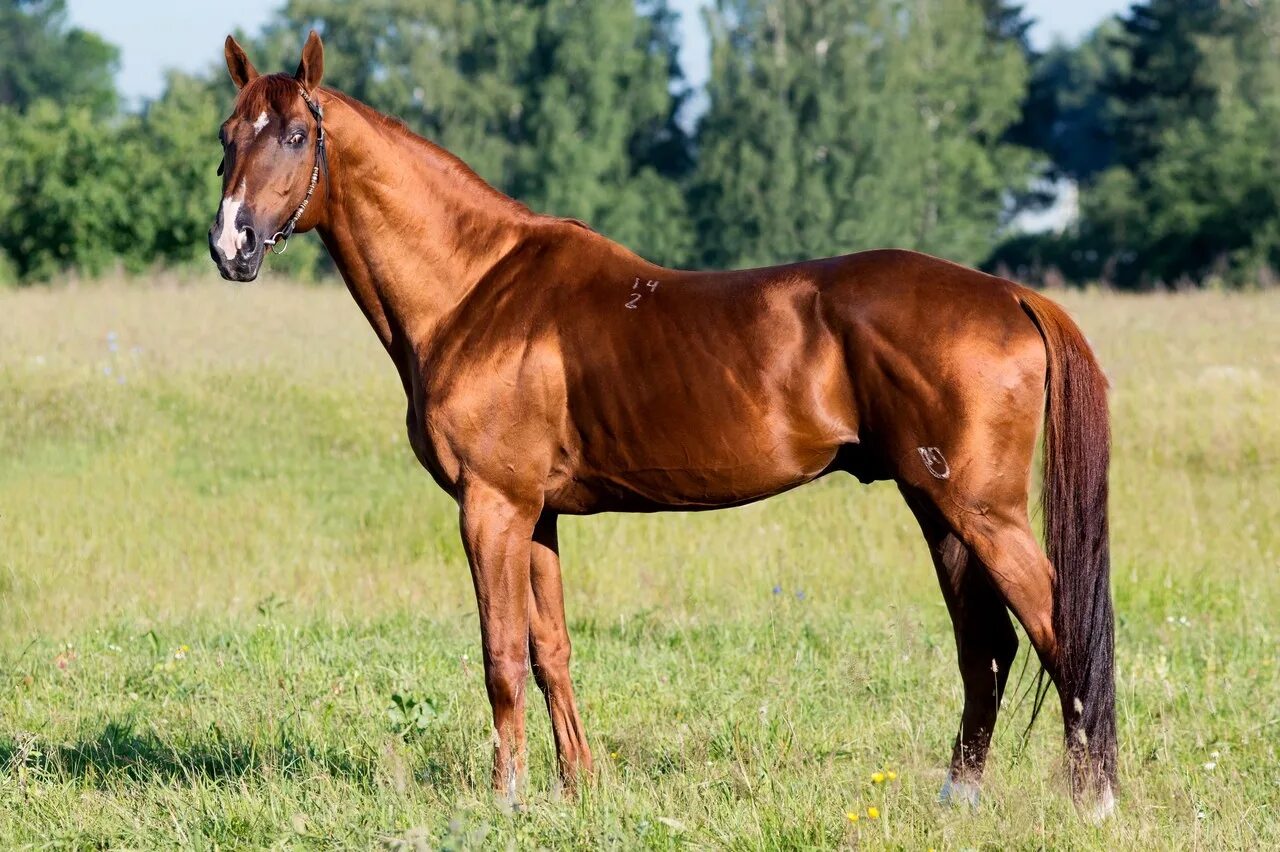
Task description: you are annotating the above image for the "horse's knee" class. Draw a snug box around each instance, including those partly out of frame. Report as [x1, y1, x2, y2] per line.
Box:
[485, 653, 530, 708]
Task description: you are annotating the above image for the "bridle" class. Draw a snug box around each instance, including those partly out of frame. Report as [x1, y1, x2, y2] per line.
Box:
[262, 86, 326, 255]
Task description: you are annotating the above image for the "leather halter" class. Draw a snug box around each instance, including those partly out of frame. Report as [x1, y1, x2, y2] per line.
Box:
[263, 86, 326, 254]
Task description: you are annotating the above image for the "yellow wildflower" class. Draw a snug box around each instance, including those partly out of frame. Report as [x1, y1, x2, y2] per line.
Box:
[866, 806, 880, 820]
[871, 771, 885, 783]
[845, 811, 859, 822]
[886, 770, 897, 781]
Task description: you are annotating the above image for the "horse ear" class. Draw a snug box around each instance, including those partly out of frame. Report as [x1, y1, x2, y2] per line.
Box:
[224, 35, 259, 90]
[295, 30, 324, 92]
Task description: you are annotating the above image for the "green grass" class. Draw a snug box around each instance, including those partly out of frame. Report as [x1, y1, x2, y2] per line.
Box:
[1, 277, 1277, 849]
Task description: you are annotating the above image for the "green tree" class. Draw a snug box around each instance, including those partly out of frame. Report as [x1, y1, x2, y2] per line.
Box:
[1100, 0, 1280, 284]
[0, 0, 123, 280]
[0, 0, 119, 116]
[692, 0, 1034, 269]
[980, 0, 1033, 52]
[1005, 0, 1280, 287]
[0, 101, 135, 279]
[122, 73, 227, 269]
[243, 0, 693, 265]
[1104, 0, 1227, 172]
[1018, 0, 1280, 285]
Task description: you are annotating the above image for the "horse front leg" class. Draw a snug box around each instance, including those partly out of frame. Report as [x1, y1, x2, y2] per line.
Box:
[458, 481, 539, 802]
[528, 512, 593, 790]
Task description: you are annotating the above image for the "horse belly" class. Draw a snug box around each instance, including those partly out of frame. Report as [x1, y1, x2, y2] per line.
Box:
[551, 275, 859, 512]
[551, 403, 849, 513]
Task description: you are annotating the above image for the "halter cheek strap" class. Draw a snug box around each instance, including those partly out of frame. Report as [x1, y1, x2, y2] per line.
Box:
[263, 86, 326, 254]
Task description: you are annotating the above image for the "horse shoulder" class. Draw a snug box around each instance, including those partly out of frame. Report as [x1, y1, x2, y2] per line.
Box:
[421, 313, 570, 497]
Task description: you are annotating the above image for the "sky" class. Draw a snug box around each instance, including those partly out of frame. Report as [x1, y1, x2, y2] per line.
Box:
[68, 0, 1132, 105]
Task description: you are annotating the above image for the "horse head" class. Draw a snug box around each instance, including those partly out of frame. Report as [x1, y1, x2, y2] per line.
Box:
[209, 31, 326, 282]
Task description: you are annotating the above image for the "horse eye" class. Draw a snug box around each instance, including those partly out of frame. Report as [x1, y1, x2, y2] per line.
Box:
[288, 131, 305, 146]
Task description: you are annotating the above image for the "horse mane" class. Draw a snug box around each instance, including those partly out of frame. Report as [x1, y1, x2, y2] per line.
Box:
[324, 84, 536, 221]
[238, 73, 538, 222]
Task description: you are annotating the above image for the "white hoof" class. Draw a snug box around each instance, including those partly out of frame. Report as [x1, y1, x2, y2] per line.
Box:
[939, 776, 981, 809]
[1080, 781, 1116, 824]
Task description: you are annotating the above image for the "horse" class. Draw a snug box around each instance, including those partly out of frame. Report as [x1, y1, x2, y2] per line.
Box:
[209, 32, 1117, 820]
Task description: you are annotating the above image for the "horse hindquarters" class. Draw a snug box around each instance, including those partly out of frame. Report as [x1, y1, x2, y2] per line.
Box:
[869, 281, 1115, 819]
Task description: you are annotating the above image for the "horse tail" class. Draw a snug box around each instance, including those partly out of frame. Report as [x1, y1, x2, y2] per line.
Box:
[1018, 288, 1117, 798]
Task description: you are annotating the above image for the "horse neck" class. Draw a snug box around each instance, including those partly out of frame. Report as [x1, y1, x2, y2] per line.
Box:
[314, 94, 531, 355]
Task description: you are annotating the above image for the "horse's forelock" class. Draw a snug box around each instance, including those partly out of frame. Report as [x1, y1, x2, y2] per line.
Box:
[234, 73, 303, 120]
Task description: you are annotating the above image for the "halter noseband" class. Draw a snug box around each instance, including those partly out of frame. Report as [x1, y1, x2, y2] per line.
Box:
[263, 86, 326, 254]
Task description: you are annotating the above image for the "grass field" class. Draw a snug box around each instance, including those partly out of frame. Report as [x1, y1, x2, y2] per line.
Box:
[1, 275, 1277, 849]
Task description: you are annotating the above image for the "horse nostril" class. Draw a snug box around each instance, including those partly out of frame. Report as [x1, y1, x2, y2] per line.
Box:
[240, 226, 259, 255]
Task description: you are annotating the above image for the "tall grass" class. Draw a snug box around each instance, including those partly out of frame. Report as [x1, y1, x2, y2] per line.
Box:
[1, 276, 1277, 848]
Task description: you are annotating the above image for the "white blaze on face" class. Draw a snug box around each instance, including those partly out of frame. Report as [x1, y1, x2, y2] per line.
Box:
[252, 111, 269, 135]
[215, 180, 247, 261]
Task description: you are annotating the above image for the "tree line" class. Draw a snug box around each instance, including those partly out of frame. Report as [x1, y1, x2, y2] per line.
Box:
[1, 0, 1277, 288]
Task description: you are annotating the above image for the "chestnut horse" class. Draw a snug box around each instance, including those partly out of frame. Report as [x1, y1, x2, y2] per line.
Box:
[209, 33, 1116, 818]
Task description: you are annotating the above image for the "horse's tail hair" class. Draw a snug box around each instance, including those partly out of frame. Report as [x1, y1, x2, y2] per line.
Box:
[1018, 288, 1117, 797]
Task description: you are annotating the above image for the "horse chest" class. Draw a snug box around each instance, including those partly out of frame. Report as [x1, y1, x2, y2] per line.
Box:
[405, 375, 550, 498]
[403, 396, 466, 497]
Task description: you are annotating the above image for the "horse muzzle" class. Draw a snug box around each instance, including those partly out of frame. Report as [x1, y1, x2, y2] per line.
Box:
[209, 209, 266, 283]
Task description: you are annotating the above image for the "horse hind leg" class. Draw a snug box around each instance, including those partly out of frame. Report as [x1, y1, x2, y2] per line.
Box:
[902, 487, 1019, 808]
[956, 512, 1116, 821]
[923, 483, 1117, 820]
[887, 292, 1115, 819]
[890, 368, 1062, 809]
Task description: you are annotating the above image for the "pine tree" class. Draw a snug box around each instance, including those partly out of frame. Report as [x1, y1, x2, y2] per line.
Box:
[1105, 0, 1225, 171]
[979, 0, 1033, 53]
[1084, 0, 1280, 284]
[1011, 19, 1127, 183]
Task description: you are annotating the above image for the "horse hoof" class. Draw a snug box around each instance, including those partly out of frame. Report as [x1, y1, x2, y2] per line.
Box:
[493, 773, 527, 813]
[939, 776, 981, 809]
[495, 792, 527, 815]
[1079, 781, 1116, 824]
